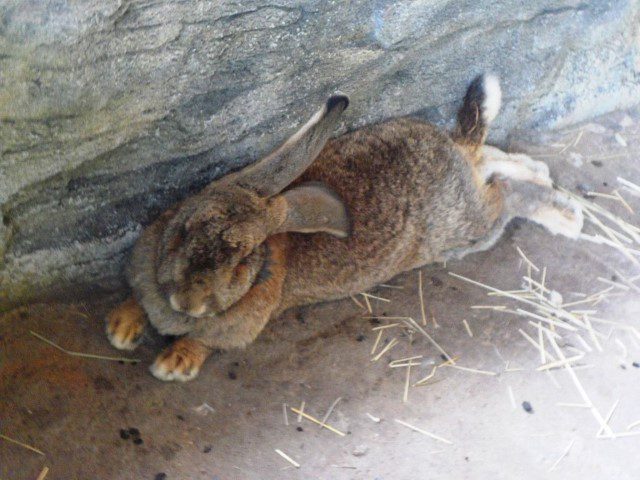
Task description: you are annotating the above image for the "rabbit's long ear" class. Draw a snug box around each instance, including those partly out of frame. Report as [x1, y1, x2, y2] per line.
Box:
[271, 182, 350, 238]
[221, 94, 349, 197]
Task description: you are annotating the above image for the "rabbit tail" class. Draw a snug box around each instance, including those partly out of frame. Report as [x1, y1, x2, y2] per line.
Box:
[453, 74, 501, 160]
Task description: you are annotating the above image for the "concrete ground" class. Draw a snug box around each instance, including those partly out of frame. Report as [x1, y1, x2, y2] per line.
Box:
[2, 109, 640, 480]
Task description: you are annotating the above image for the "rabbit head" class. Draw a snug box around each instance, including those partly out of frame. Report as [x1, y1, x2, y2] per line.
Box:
[155, 94, 351, 318]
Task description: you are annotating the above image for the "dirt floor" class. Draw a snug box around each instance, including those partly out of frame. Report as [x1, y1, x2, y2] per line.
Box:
[2, 109, 640, 480]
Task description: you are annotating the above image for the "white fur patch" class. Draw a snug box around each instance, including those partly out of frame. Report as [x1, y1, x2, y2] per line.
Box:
[150, 360, 199, 382]
[530, 200, 584, 239]
[481, 74, 502, 123]
[106, 324, 141, 351]
[169, 293, 181, 312]
[480, 146, 551, 186]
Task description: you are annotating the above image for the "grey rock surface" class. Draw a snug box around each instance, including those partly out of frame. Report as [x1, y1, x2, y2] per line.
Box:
[1, 0, 639, 307]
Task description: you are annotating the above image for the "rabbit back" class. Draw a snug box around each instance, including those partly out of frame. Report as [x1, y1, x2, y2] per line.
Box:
[279, 117, 501, 310]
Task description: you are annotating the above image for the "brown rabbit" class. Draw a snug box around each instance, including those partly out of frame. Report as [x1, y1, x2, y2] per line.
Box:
[106, 75, 583, 381]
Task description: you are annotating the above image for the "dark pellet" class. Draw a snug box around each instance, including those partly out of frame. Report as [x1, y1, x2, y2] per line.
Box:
[119, 429, 130, 440]
[133, 438, 143, 445]
[522, 401, 534, 413]
[228, 371, 237, 380]
[356, 334, 366, 342]
[633, 362, 640, 368]
[176, 415, 185, 421]
[296, 426, 303, 432]
[203, 445, 212, 453]
[155, 474, 167, 480]
[128, 427, 140, 437]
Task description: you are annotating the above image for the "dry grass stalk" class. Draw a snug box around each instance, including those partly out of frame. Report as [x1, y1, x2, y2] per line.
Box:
[36, 466, 49, 480]
[516, 246, 539, 272]
[597, 398, 620, 438]
[462, 319, 473, 337]
[297, 401, 305, 423]
[371, 323, 400, 331]
[282, 403, 289, 426]
[371, 338, 399, 361]
[418, 271, 428, 326]
[403, 318, 454, 364]
[319, 397, 342, 430]
[443, 365, 497, 376]
[275, 449, 300, 468]
[403, 363, 412, 403]
[0, 433, 45, 456]
[544, 330, 613, 437]
[361, 292, 391, 303]
[618, 176, 640, 196]
[549, 439, 575, 472]
[349, 294, 366, 310]
[557, 403, 591, 408]
[30, 331, 139, 363]
[370, 330, 383, 356]
[394, 419, 453, 444]
[290, 407, 346, 436]
[536, 354, 584, 371]
[366, 413, 381, 423]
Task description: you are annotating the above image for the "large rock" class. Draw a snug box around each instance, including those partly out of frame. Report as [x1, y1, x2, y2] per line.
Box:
[1, 0, 639, 309]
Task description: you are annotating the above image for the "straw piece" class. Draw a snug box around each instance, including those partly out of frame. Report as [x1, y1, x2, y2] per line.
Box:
[30, 331, 139, 363]
[403, 318, 454, 364]
[319, 397, 342, 430]
[371, 338, 398, 362]
[549, 439, 575, 472]
[297, 401, 305, 423]
[626, 420, 640, 431]
[350, 294, 366, 310]
[371, 323, 400, 331]
[597, 398, 620, 438]
[0, 433, 45, 456]
[418, 271, 428, 326]
[361, 292, 391, 303]
[36, 466, 50, 480]
[403, 363, 412, 403]
[394, 419, 453, 444]
[536, 354, 584, 371]
[516, 246, 540, 272]
[545, 330, 613, 437]
[370, 330, 383, 356]
[290, 407, 346, 436]
[275, 449, 300, 468]
[283, 403, 289, 426]
[361, 293, 373, 313]
[444, 365, 497, 376]
[462, 319, 473, 338]
[366, 413, 381, 423]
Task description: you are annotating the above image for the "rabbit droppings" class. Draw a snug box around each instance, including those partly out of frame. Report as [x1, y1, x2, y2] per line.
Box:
[106, 75, 583, 381]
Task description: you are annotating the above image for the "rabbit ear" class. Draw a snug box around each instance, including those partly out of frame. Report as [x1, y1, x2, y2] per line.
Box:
[221, 94, 349, 197]
[271, 182, 350, 238]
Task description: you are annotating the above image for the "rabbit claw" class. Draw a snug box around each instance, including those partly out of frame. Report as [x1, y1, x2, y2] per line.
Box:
[106, 297, 147, 351]
[150, 338, 210, 382]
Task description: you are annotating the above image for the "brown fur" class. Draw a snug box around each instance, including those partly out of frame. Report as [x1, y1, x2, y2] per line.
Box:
[106, 76, 582, 381]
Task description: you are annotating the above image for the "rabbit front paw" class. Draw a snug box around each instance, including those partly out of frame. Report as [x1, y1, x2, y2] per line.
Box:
[106, 297, 147, 351]
[150, 338, 210, 382]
